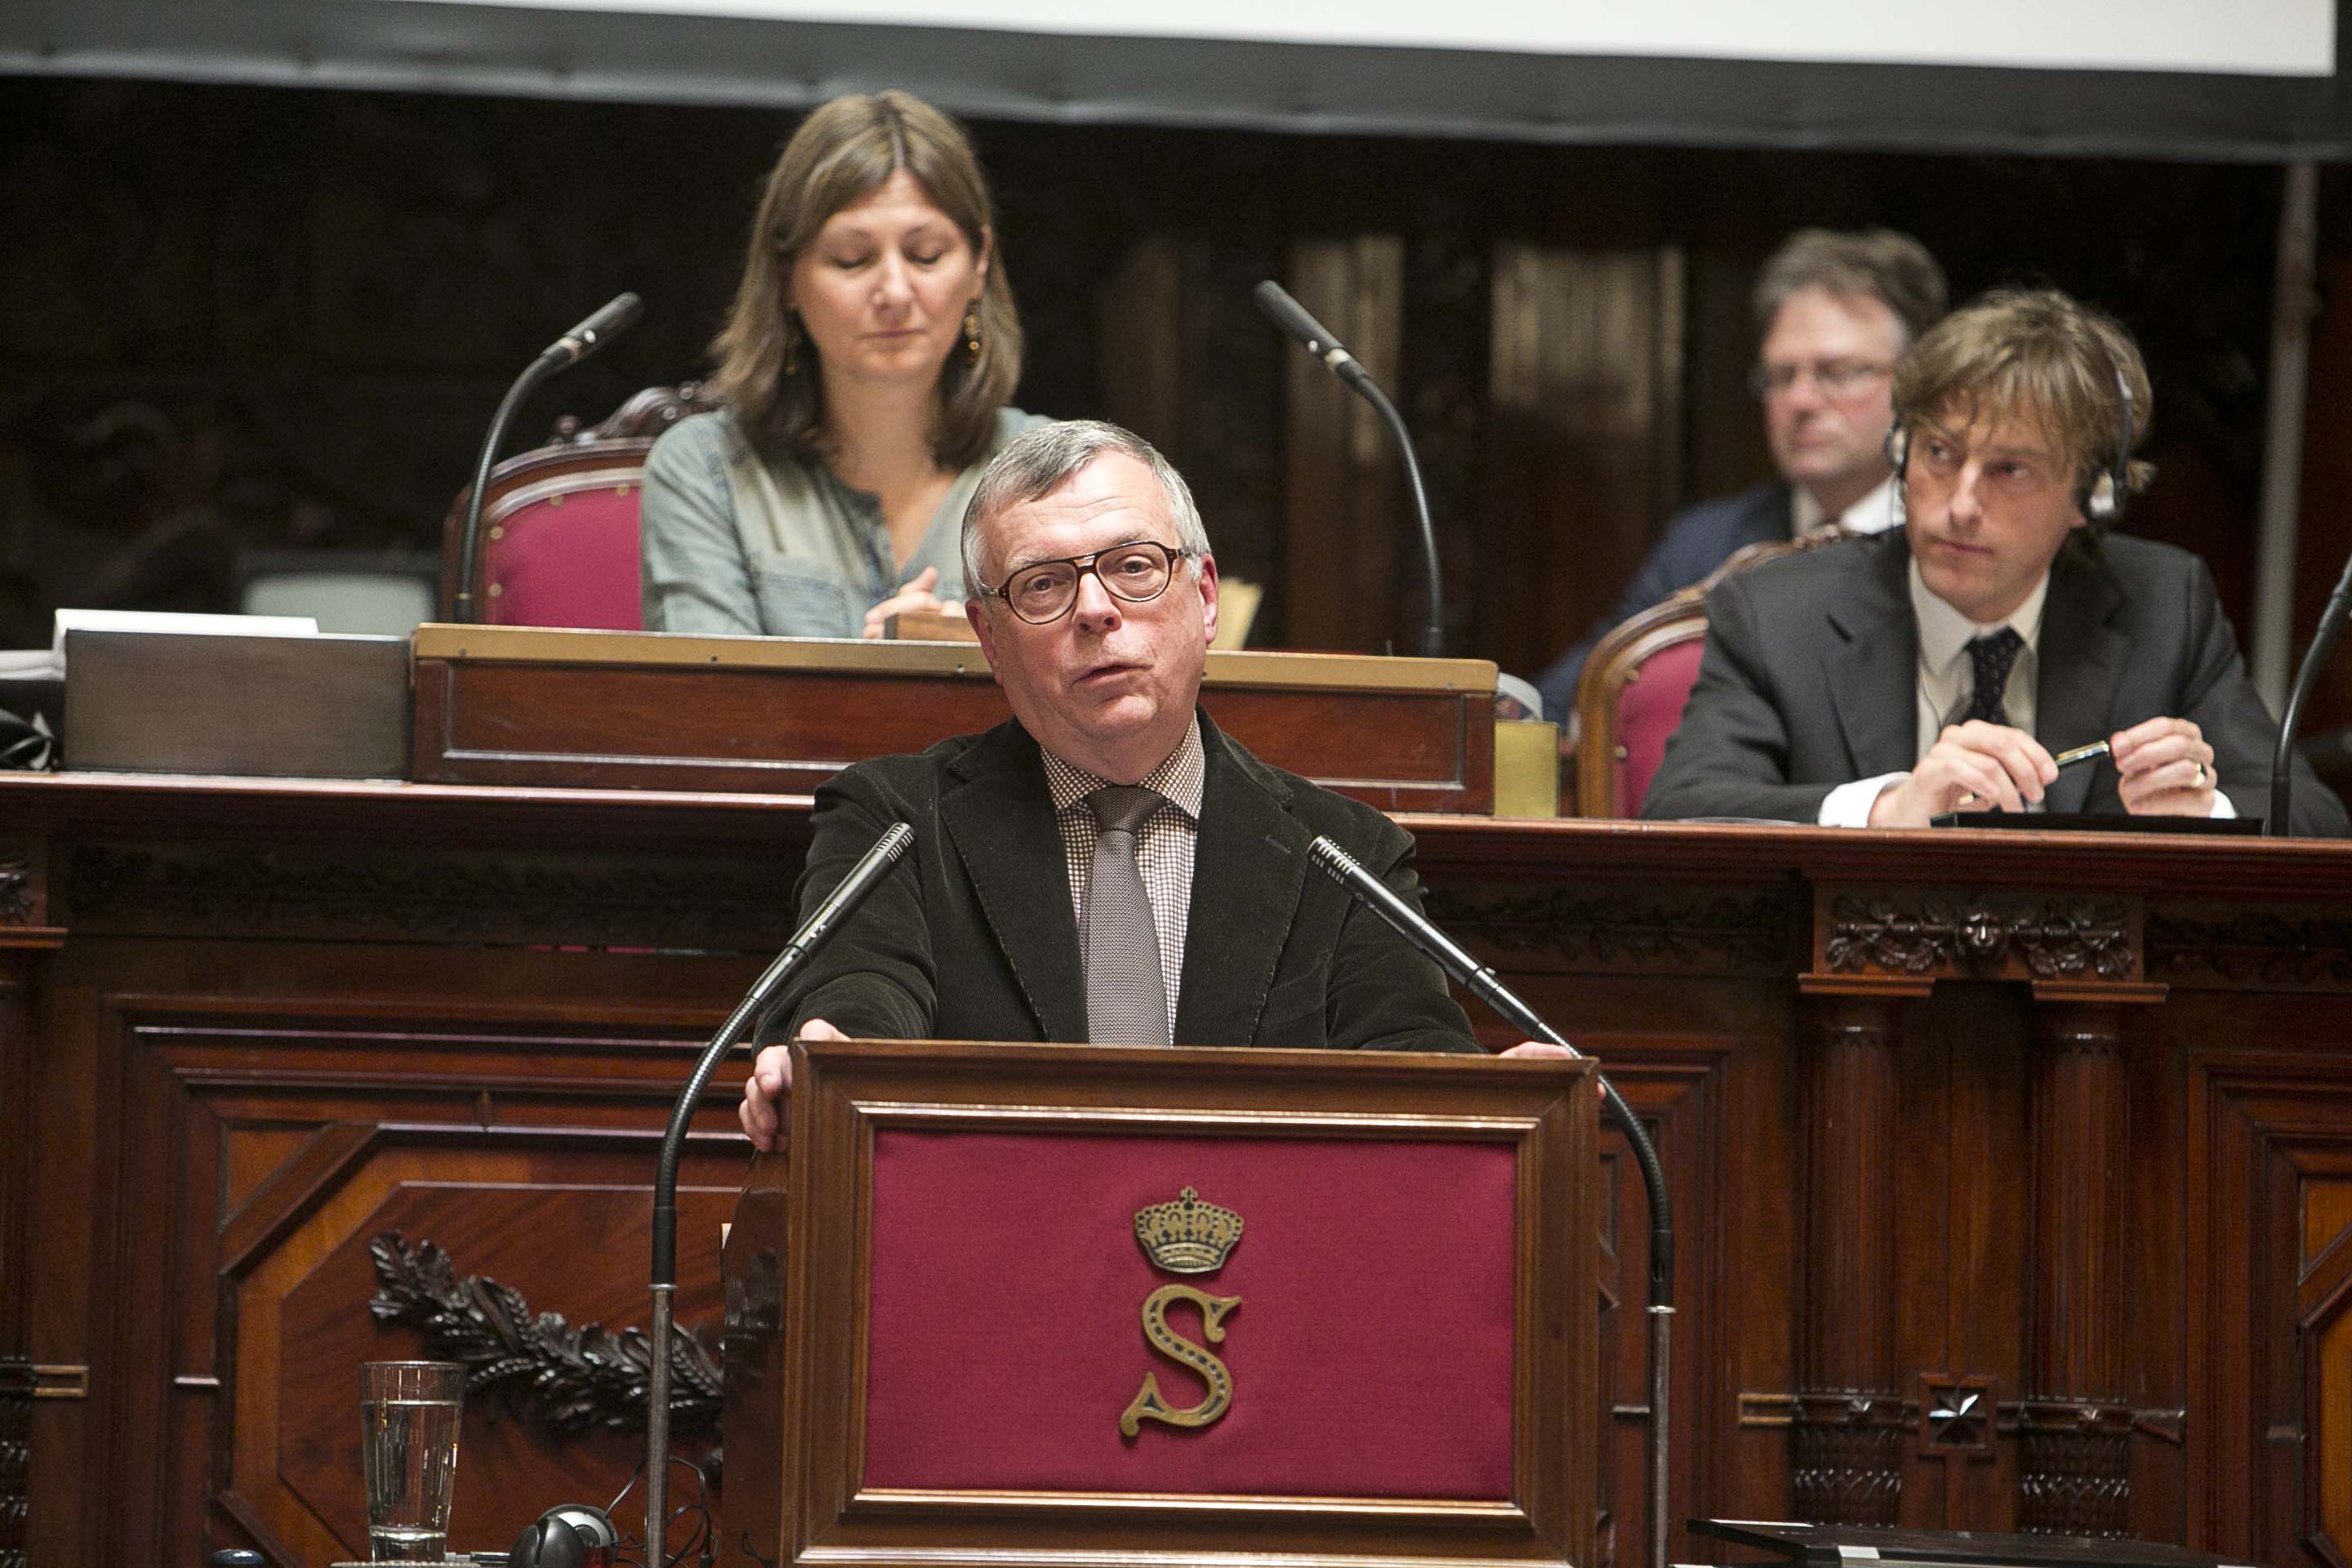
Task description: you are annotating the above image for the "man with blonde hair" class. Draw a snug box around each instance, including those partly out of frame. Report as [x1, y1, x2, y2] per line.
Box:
[1643, 287, 2347, 836]
[1531, 226, 1946, 718]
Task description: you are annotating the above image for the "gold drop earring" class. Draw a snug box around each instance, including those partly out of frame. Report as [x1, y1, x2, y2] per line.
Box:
[962, 301, 982, 367]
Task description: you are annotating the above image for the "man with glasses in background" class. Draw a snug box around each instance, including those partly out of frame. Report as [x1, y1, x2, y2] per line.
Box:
[1640, 287, 2348, 836]
[1531, 227, 1946, 720]
[739, 420, 1566, 1149]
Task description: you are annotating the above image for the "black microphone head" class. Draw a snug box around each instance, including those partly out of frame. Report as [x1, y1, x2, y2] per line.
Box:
[546, 292, 644, 366]
[1253, 280, 1349, 360]
[593, 290, 644, 333]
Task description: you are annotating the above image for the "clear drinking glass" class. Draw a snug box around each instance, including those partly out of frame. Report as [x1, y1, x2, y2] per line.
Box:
[359, 1361, 466, 1561]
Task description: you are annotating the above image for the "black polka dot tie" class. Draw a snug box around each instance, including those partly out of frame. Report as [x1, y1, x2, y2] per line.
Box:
[1953, 627, 2025, 728]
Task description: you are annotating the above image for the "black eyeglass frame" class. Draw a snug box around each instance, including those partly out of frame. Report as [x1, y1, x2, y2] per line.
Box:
[983, 540, 1198, 626]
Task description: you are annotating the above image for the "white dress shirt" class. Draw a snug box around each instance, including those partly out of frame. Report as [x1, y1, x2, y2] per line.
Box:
[1790, 474, 1900, 538]
[1818, 557, 2233, 825]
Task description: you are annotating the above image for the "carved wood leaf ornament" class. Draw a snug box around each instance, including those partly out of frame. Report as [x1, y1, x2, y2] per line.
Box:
[368, 1231, 722, 1439]
[1426, 887, 1792, 971]
[1824, 896, 2132, 981]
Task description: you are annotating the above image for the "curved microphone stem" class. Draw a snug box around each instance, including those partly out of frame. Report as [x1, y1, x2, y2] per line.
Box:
[454, 368, 550, 623]
[645, 821, 911, 1562]
[1253, 280, 1446, 657]
[1306, 835, 1673, 1568]
[2268, 549, 2352, 834]
[1351, 375, 1447, 659]
[454, 292, 643, 623]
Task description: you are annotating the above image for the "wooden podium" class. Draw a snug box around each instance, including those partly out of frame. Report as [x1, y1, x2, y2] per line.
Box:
[720, 1040, 1599, 1568]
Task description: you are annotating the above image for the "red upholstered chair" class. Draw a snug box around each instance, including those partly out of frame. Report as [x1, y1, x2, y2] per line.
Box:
[1572, 528, 1849, 817]
[439, 384, 717, 628]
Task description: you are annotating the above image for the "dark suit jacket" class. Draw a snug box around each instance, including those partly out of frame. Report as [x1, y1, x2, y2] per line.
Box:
[769, 711, 1482, 1052]
[1532, 482, 1792, 720]
[1640, 528, 2350, 837]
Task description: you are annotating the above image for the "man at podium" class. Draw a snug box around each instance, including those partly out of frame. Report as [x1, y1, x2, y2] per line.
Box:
[741, 420, 1564, 1148]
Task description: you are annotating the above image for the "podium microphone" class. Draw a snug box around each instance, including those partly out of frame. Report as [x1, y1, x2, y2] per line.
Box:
[644, 821, 913, 1562]
[1254, 280, 1448, 658]
[1307, 834, 1676, 1568]
[2268, 542, 2352, 834]
[454, 291, 645, 622]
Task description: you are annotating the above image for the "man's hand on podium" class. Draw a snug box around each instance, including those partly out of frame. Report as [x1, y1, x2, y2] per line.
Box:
[738, 1018, 849, 1152]
[737, 1033, 1591, 1150]
[1499, 1040, 1610, 1102]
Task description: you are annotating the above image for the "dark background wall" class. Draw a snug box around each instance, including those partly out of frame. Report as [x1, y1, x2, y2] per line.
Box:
[5, 77, 2348, 727]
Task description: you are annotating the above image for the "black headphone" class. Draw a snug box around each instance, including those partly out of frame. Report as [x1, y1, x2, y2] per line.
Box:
[1886, 365, 2137, 524]
[0, 710, 45, 770]
[509, 1503, 619, 1568]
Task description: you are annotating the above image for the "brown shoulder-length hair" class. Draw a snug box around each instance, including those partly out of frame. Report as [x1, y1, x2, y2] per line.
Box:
[705, 91, 1023, 470]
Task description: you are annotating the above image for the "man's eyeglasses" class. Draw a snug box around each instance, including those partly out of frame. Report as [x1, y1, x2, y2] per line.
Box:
[1748, 359, 1893, 400]
[987, 540, 1194, 626]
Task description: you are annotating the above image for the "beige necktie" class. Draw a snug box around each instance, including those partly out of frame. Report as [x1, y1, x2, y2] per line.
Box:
[1085, 786, 1170, 1045]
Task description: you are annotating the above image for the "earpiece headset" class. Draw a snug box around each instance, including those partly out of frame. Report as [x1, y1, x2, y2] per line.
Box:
[1885, 364, 2138, 525]
[0, 710, 48, 770]
[2082, 365, 2136, 524]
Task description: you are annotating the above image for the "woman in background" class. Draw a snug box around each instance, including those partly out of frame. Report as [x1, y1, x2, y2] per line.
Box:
[642, 91, 1043, 637]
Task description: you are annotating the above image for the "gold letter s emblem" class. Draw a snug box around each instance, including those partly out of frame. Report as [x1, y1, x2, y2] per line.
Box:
[1118, 1285, 1240, 1437]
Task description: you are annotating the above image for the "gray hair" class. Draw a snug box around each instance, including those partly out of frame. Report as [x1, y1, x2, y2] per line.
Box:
[1752, 227, 1948, 345]
[960, 420, 1210, 594]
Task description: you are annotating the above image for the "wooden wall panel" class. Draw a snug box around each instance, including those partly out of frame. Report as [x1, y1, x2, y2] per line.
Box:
[2187, 1041, 2352, 1568]
[2299, 1178, 2352, 1567]
[1281, 237, 1405, 653]
[11, 774, 2352, 1563]
[1480, 245, 1683, 680]
[27, 946, 761, 1566]
[0, 947, 38, 1568]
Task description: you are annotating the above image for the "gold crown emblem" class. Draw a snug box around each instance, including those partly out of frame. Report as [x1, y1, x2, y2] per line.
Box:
[1133, 1186, 1244, 1274]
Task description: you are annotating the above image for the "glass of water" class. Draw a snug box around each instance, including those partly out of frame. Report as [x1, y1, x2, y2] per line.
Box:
[359, 1361, 466, 1561]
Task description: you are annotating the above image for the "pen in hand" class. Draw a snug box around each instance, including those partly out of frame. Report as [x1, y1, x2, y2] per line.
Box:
[1953, 740, 2110, 810]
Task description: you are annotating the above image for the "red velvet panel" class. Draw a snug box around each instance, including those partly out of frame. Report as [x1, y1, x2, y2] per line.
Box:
[862, 1129, 1517, 1500]
[1614, 637, 1706, 814]
[485, 488, 644, 630]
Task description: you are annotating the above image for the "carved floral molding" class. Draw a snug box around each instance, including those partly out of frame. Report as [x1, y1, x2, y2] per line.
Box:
[1425, 886, 1793, 973]
[368, 1232, 721, 1439]
[2146, 909, 2352, 990]
[1823, 894, 2133, 982]
[63, 844, 800, 951]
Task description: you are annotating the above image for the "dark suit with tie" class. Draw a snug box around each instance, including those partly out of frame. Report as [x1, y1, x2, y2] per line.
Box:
[1641, 527, 2350, 836]
[771, 710, 1481, 1051]
[1531, 483, 1793, 721]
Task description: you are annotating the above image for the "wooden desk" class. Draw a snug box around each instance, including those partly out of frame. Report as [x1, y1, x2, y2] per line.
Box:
[2, 766, 2348, 1566]
[409, 625, 1500, 813]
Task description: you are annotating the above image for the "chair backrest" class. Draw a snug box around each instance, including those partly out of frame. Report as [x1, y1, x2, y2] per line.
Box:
[1572, 528, 1851, 817]
[439, 384, 717, 629]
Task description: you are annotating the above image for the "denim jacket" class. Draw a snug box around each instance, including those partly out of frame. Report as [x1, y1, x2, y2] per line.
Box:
[640, 406, 1045, 638]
